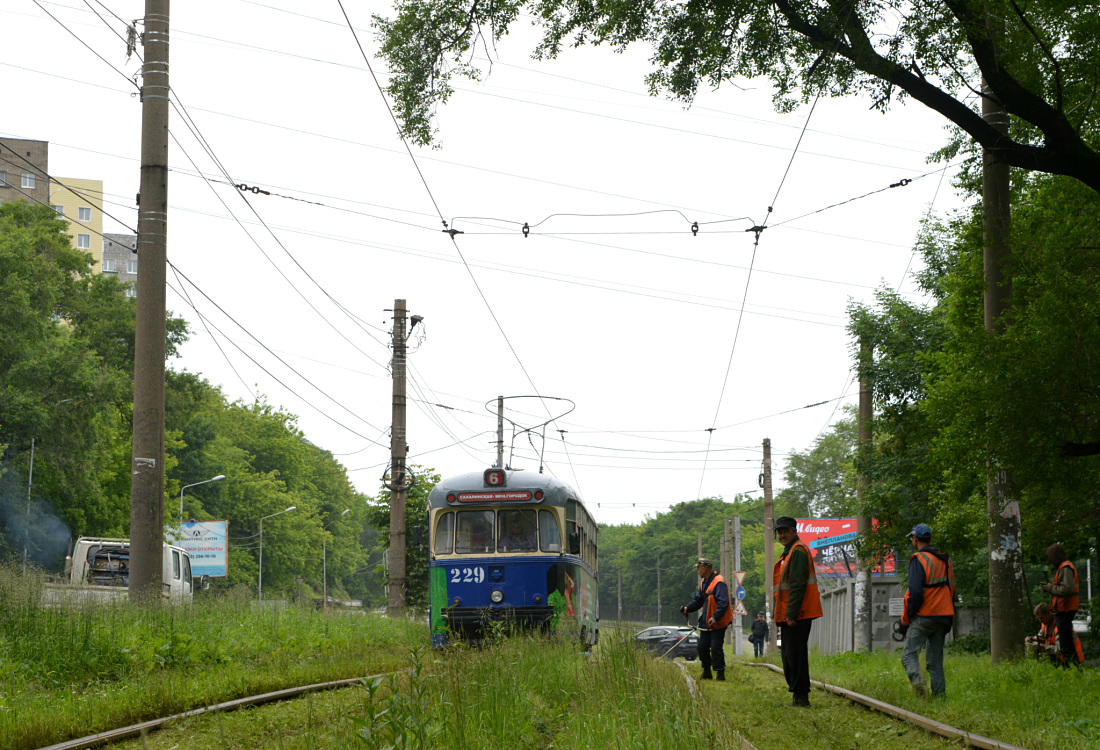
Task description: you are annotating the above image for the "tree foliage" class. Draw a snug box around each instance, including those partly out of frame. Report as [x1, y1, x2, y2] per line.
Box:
[0, 202, 371, 600]
[374, 0, 1100, 192]
[363, 466, 440, 608]
[597, 495, 770, 626]
[775, 409, 859, 518]
[843, 174, 1100, 577]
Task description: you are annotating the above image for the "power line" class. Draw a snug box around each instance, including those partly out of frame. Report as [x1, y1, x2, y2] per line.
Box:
[166, 260, 390, 445]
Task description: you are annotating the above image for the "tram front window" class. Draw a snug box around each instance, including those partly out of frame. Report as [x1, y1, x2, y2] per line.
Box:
[539, 509, 561, 552]
[455, 510, 495, 554]
[498, 509, 538, 552]
[434, 512, 455, 554]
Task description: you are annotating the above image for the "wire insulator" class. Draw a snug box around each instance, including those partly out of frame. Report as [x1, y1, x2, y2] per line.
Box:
[522, 222, 530, 238]
[691, 221, 699, 236]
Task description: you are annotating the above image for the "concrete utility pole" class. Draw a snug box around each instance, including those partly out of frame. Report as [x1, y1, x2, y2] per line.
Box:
[129, 0, 170, 603]
[656, 553, 662, 625]
[854, 338, 874, 652]
[496, 395, 504, 468]
[982, 84, 1027, 662]
[617, 568, 623, 622]
[387, 299, 408, 615]
[763, 438, 776, 652]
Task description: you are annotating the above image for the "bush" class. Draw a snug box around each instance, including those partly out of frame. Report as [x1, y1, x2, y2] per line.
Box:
[949, 627, 991, 654]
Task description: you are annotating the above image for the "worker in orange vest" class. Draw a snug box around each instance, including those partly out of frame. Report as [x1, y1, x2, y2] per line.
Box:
[681, 557, 733, 681]
[1040, 543, 1080, 667]
[1027, 603, 1084, 664]
[772, 517, 822, 707]
[897, 524, 954, 697]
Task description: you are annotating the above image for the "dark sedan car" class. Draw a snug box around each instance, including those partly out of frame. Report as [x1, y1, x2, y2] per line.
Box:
[635, 626, 698, 660]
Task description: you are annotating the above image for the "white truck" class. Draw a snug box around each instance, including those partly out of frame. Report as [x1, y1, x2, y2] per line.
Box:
[43, 537, 195, 605]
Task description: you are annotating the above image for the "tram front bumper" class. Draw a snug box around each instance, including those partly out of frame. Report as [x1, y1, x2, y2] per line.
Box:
[443, 605, 556, 628]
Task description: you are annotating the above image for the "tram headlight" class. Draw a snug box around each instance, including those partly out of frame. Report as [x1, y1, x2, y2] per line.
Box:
[490, 589, 504, 604]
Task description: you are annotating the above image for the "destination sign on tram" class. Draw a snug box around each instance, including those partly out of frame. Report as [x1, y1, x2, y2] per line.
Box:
[456, 490, 533, 502]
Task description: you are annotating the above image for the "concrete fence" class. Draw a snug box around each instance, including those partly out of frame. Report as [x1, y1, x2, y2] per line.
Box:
[809, 577, 988, 655]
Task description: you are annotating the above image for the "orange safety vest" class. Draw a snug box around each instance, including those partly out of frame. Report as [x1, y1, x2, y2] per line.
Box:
[700, 574, 734, 630]
[1051, 560, 1080, 613]
[773, 539, 822, 622]
[1041, 621, 1084, 664]
[901, 548, 955, 625]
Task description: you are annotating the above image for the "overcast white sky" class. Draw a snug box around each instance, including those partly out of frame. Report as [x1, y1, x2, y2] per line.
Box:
[4, 0, 968, 525]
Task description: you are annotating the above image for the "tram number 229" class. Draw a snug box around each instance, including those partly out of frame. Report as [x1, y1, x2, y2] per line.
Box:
[449, 567, 485, 584]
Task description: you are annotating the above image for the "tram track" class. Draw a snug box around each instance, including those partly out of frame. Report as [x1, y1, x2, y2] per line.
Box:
[744, 662, 1029, 750]
[36, 674, 386, 750]
[36, 660, 1030, 750]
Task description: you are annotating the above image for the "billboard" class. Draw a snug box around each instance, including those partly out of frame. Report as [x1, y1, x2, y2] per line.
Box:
[794, 518, 896, 577]
[179, 520, 228, 578]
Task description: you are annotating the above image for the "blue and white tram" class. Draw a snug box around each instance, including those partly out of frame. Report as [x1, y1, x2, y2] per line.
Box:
[427, 467, 598, 647]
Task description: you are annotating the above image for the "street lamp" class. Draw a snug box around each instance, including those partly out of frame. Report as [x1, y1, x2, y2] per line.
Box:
[258, 506, 296, 602]
[179, 474, 226, 520]
[323, 509, 351, 610]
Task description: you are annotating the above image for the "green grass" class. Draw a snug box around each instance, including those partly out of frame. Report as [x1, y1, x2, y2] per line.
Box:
[116, 628, 757, 750]
[806, 648, 1100, 750]
[0, 564, 418, 749]
[8, 562, 1096, 750]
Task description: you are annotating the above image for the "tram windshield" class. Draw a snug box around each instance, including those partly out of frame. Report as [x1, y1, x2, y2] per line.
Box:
[454, 510, 494, 554]
[497, 510, 538, 552]
[435, 507, 567, 554]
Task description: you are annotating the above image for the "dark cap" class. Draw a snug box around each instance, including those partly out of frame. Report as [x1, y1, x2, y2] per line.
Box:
[757, 611, 766, 617]
[775, 516, 797, 530]
[907, 523, 932, 541]
[695, 557, 713, 568]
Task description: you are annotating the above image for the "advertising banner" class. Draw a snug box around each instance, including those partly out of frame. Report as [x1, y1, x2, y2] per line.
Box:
[180, 520, 229, 577]
[794, 518, 896, 577]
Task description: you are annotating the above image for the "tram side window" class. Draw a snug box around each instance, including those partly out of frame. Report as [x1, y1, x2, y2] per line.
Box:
[455, 510, 495, 554]
[434, 512, 455, 554]
[565, 500, 581, 555]
[538, 510, 561, 552]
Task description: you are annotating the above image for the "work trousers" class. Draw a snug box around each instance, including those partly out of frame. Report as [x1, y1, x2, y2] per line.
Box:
[697, 627, 727, 673]
[1054, 610, 1080, 666]
[902, 616, 951, 696]
[779, 619, 813, 695]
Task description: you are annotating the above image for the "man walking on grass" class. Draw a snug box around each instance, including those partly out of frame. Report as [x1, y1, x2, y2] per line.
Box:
[897, 524, 955, 697]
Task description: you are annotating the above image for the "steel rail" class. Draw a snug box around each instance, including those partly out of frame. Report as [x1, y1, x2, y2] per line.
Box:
[37, 673, 384, 750]
[746, 662, 1030, 750]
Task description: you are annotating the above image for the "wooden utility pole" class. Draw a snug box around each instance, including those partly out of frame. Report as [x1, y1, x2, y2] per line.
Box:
[763, 438, 776, 652]
[129, 0, 170, 603]
[854, 337, 874, 652]
[387, 300, 408, 615]
[982, 84, 1027, 662]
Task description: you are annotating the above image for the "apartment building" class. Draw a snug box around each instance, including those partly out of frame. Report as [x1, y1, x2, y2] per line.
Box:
[0, 137, 50, 206]
[102, 233, 138, 296]
[51, 177, 105, 270]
